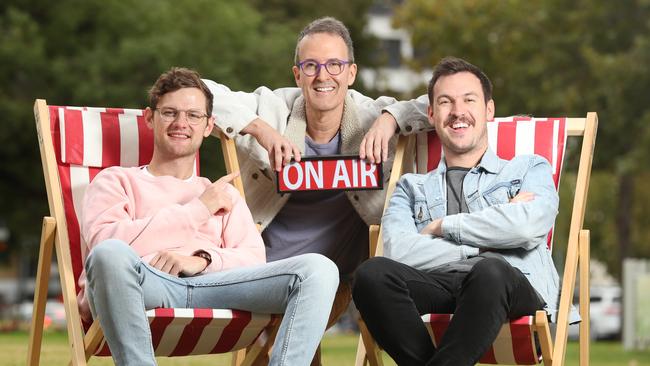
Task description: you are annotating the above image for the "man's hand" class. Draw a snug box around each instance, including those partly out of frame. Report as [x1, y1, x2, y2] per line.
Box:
[420, 218, 443, 236]
[199, 172, 239, 215]
[510, 191, 535, 203]
[242, 118, 301, 172]
[149, 251, 209, 277]
[360, 112, 398, 164]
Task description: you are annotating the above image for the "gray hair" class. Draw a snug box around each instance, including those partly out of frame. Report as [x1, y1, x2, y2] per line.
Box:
[294, 17, 355, 64]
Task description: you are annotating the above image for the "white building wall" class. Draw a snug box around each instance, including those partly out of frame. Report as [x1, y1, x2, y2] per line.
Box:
[359, 10, 431, 94]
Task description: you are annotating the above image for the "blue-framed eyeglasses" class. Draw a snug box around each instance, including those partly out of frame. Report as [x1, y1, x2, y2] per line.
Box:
[296, 58, 352, 76]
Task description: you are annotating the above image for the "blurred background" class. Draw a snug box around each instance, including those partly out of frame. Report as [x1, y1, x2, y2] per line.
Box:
[1, 0, 650, 357]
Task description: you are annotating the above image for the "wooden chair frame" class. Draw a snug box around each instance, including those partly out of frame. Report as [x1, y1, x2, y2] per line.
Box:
[355, 113, 598, 366]
[27, 99, 278, 366]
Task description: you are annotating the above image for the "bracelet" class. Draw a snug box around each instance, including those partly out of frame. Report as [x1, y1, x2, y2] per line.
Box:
[192, 250, 212, 270]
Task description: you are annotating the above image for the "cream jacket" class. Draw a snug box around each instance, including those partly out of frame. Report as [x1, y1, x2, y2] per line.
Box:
[203, 80, 430, 229]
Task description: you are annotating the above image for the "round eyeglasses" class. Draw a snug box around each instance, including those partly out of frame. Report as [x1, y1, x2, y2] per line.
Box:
[155, 108, 208, 126]
[296, 58, 352, 76]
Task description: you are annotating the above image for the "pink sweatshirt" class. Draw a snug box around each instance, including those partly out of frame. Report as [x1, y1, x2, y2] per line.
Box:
[77, 166, 265, 321]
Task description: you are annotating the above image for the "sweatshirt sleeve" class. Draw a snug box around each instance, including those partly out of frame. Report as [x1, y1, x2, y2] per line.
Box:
[201, 185, 266, 272]
[81, 169, 212, 257]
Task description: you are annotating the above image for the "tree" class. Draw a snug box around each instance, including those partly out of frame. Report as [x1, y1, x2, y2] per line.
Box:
[0, 0, 377, 265]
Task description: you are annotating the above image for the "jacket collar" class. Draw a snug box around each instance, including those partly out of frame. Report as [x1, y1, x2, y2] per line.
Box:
[284, 94, 361, 154]
[434, 146, 500, 175]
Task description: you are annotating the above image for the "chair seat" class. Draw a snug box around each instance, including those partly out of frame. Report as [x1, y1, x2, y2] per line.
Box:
[94, 308, 277, 357]
[422, 314, 540, 365]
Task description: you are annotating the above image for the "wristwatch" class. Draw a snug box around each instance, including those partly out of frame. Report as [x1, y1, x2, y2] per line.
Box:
[192, 250, 212, 269]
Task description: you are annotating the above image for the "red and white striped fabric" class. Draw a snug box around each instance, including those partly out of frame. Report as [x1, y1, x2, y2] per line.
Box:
[414, 117, 567, 365]
[48, 106, 272, 357]
[415, 117, 567, 188]
[94, 309, 276, 357]
[422, 314, 539, 365]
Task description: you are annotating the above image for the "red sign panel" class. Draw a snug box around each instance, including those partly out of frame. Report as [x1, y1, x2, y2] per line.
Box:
[276, 155, 383, 193]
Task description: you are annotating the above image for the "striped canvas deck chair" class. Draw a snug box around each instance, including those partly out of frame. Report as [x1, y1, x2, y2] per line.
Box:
[355, 114, 598, 366]
[27, 99, 278, 366]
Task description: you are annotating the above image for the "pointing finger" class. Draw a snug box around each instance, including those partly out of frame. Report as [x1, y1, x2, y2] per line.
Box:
[216, 171, 240, 185]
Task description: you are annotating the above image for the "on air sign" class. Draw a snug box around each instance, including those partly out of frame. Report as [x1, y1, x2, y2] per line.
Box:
[277, 155, 383, 193]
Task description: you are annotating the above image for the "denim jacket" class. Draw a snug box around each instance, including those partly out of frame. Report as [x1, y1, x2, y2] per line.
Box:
[382, 147, 577, 322]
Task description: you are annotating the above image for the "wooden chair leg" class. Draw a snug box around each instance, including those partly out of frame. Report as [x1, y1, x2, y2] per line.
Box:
[27, 217, 56, 366]
[231, 348, 247, 366]
[357, 319, 383, 366]
[369, 225, 380, 257]
[578, 230, 590, 366]
[82, 320, 104, 360]
[238, 316, 281, 366]
[355, 334, 369, 366]
[535, 310, 553, 366]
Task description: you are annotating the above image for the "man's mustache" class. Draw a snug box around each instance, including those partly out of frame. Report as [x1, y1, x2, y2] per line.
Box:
[444, 115, 474, 127]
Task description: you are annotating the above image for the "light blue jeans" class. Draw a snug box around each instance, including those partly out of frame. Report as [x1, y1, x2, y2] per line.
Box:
[85, 239, 339, 366]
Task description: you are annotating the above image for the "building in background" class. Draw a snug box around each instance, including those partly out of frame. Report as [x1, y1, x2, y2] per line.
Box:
[359, 1, 431, 95]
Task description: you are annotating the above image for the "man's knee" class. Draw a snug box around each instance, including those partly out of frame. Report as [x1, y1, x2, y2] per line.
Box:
[295, 253, 339, 292]
[86, 239, 137, 275]
[352, 257, 396, 303]
[462, 258, 520, 300]
[468, 258, 514, 283]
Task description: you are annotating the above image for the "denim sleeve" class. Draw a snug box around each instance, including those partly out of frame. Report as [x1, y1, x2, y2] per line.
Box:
[382, 176, 479, 271]
[441, 156, 559, 250]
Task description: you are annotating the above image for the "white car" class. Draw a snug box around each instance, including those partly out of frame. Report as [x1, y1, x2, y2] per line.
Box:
[568, 285, 622, 340]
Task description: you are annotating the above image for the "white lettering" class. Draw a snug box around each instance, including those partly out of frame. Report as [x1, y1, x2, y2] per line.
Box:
[305, 160, 324, 189]
[360, 162, 377, 187]
[352, 159, 359, 187]
[332, 160, 351, 188]
[283, 162, 303, 190]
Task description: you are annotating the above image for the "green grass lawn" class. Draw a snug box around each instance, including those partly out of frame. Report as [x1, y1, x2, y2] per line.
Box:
[7, 330, 650, 365]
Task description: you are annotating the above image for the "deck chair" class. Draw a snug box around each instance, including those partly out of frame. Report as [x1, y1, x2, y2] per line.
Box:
[27, 99, 279, 366]
[355, 114, 598, 366]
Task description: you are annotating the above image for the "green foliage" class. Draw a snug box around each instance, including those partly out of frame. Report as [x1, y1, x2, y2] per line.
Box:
[247, 0, 377, 62]
[0, 0, 375, 261]
[394, 0, 650, 169]
[395, 0, 650, 278]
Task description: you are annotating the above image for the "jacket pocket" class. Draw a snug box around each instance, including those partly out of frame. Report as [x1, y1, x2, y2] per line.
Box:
[483, 179, 522, 205]
[413, 200, 432, 232]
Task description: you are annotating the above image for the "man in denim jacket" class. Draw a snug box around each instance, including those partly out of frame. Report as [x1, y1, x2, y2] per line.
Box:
[353, 57, 562, 366]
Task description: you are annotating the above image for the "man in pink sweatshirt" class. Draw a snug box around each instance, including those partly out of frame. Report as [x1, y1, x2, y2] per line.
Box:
[80, 67, 339, 366]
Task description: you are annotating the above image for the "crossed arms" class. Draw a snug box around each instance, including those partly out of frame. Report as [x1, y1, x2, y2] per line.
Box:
[382, 156, 559, 272]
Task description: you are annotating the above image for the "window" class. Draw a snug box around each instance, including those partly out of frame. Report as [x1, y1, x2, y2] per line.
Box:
[380, 39, 401, 68]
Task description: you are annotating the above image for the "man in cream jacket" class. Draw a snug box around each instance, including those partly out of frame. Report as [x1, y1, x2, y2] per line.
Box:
[204, 17, 429, 363]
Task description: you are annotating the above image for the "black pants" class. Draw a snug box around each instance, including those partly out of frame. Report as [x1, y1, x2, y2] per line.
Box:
[352, 257, 545, 366]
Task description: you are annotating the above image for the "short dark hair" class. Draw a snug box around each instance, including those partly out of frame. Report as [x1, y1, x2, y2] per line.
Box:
[427, 57, 493, 104]
[294, 17, 354, 64]
[148, 67, 213, 116]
